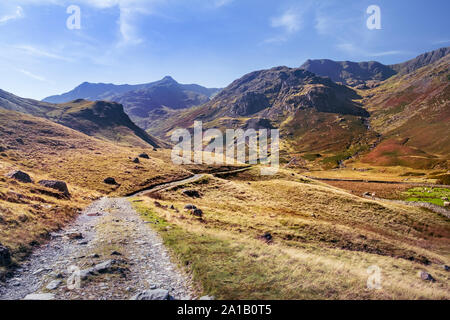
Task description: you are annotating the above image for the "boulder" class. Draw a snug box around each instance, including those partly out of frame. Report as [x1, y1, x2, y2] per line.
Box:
[6, 170, 32, 183]
[184, 204, 197, 210]
[130, 289, 172, 300]
[0, 244, 11, 267]
[104, 177, 118, 185]
[419, 271, 436, 282]
[261, 232, 273, 243]
[138, 153, 150, 159]
[191, 209, 203, 217]
[182, 190, 201, 198]
[132, 157, 140, 163]
[46, 280, 62, 290]
[38, 180, 70, 196]
[443, 265, 449, 271]
[23, 293, 55, 300]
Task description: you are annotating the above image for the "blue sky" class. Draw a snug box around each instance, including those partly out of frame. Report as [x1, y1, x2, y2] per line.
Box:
[0, 0, 449, 100]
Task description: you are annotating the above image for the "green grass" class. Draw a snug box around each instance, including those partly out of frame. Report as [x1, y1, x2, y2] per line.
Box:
[404, 187, 450, 207]
[133, 201, 289, 299]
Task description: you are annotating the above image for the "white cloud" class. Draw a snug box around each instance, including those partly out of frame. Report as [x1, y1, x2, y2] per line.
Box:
[0, 6, 24, 24]
[336, 42, 406, 58]
[78, 0, 158, 46]
[13, 45, 72, 61]
[18, 69, 46, 82]
[271, 9, 302, 34]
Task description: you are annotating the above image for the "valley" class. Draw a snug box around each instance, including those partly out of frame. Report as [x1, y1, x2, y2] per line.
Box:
[0, 47, 449, 300]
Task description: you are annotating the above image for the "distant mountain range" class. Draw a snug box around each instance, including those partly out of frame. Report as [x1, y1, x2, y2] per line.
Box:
[5, 46, 448, 170]
[43, 76, 221, 131]
[155, 47, 449, 169]
[300, 47, 450, 88]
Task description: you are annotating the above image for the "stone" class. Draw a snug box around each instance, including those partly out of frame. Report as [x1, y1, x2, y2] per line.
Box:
[46, 280, 62, 290]
[444, 202, 449, 207]
[191, 209, 203, 217]
[0, 244, 11, 267]
[6, 170, 32, 183]
[67, 232, 83, 240]
[93, 259, 115, 273]
[443, 265, 449, 271]
[182, 190, 201, 198]
[132, 157, 140, 163]
[111, 251, 122, 256]
[184, 204, 197, 210]
[38, 180, 70, 196]
[23, 293, 55, 300]
[261, 232, 273, 243]
[138, 153, 150, 159]
[419, 271, 436, 282]
[130, 289, 172, 300]
[104, 177, 118, 185]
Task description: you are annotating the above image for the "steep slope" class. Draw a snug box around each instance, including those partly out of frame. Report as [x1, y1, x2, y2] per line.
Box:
[360, 54, 450, 169]
[390, 47, 450, 75]
[0, 89, 162, 148]
[300, 47, 450, 88]
[154, 66, 375, 161]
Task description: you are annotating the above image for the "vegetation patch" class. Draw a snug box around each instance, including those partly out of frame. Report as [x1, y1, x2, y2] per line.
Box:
[404, 187, 450, 207]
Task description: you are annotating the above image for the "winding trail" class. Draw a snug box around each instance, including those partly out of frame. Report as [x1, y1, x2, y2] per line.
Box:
[0, 174, 208, 300]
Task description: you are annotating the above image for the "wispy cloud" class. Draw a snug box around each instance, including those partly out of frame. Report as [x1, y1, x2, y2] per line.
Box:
[433, 39, 450, 45]
[77, 0, 159, 47]
[336, 42, 407, 58]
[0, 6, 24, 24]
[271, 9, 302, 34]
[18, 69, 46, 82]
[13, 45, 72, 62]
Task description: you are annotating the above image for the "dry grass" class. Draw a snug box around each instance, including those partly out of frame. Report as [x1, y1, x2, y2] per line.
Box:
[133, 167, 449, 299]
[0, 109, 189, 269]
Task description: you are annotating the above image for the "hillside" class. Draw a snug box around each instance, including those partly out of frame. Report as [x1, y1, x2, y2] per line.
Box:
[0, 108, 190, 269]
[43, 77, 221, 131]
[151, 66, 376, 164]
[300, 47, 450, 88]
[360, 54, 450, 169]
[300, 59, 395, 87]
[0, 90, 162, 148]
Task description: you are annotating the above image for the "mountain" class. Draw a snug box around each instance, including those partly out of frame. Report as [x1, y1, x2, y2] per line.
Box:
[43, 77, 221, 131]
[390, 47, 450, 75]
[300, 47, 450, 88]
[361, 54, 450, 169]
[154, 48, 449, 169]
[152, 66, 375, 160]
[300, 59, 395, 87]
[0, 89, 161, 148]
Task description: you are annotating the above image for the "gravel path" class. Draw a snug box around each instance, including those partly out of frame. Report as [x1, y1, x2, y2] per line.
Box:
[0, 197, 195, 300]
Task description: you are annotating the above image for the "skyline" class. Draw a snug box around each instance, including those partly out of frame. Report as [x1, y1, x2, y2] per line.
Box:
[0, 0, 449, 100]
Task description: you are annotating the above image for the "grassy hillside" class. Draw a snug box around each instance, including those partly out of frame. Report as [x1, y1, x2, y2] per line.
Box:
[0, 108, 188, 272]
[133, 167, 450, 299]
[361, 55, 450, 169]
[0, 90, 162, 148]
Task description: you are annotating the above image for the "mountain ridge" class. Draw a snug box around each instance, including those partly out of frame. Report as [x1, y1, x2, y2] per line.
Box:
[300, 47, 450, 88]
[0, 90, 161, 148]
